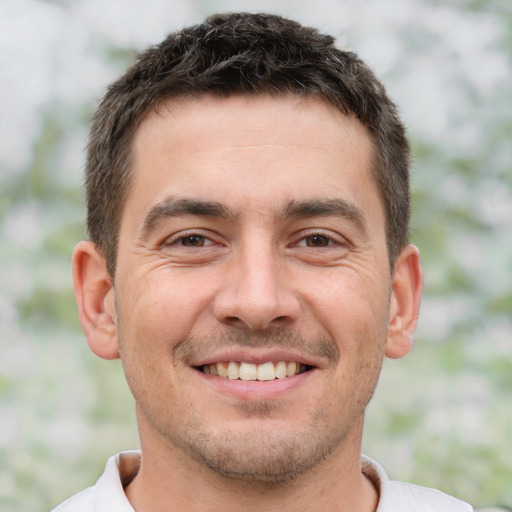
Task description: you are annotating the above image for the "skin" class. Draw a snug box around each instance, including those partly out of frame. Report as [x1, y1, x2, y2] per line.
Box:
[73, 95, 423, 512]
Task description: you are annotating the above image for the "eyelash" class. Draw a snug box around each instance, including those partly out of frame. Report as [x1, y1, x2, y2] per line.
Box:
[164, 230, 219, 248]
[292, 229, 346, 249]
[164, 229, 345, 249]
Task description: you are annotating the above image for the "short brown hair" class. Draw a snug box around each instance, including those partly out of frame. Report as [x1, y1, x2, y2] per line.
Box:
[86, 12, 411, 277]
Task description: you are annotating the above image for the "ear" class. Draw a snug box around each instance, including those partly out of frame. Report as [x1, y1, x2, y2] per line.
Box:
[385, 244, 423, 359]
[72, 240, 119, 360]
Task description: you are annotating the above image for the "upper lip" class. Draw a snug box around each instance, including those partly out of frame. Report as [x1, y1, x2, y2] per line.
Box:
[189, 348, 327, 369]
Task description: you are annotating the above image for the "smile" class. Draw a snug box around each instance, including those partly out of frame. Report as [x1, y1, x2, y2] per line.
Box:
[201, 361, 311, 381]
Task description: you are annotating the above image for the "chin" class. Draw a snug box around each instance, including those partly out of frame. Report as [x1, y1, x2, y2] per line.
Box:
[196, 438, 327, 483]
[170, 416, 348, 484]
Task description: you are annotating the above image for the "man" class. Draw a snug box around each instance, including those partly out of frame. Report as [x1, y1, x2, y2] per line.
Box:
[53, 12, 473, 512]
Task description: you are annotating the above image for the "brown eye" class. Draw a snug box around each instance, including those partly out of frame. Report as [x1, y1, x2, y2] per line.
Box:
[180, 235, 207, 247]
[304, 235, 331, 247]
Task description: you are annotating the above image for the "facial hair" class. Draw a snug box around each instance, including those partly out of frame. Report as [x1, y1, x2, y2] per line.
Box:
[122, 327, 382, 484]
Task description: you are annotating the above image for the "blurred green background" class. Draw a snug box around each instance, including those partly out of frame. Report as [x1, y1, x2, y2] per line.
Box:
[0, 0, 510, 510]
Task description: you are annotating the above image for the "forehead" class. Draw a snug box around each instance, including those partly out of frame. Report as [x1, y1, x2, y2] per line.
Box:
[139, 94, 373, 156]
[125, 94, 381, 224]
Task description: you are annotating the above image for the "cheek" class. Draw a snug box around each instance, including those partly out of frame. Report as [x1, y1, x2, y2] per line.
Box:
[116, 269, 217, 351]
[310, 269, 390, 329]
[303, 269, 390, 381]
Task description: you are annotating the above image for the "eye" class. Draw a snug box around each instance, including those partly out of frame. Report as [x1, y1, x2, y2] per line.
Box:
[172, 234, 213, 247]
[177, 234, 212, 247]
[300, 234, 332, 247]
[288, 229, 350, 264]
[163, 231, 218, 248]
[296, 233, 336, 248]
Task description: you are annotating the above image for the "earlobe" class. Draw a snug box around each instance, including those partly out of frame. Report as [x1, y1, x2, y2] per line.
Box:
[72, 240, 120, 360]
[385, 244, 423, 359]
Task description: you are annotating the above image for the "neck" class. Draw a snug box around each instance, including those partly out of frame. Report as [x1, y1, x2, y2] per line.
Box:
[125, 419, 379, 512]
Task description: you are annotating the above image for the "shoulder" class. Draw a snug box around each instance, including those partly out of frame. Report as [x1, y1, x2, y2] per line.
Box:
[50, 451, 140, 512]
[361, 455, 473, 512]
[50, 486, 95, 512]
[388, 480, 474, 511]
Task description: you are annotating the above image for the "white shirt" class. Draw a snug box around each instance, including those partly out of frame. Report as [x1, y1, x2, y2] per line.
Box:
[51, 451, 473, 511]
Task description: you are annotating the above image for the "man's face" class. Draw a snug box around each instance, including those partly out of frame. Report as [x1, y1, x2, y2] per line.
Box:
[113, 95, 393, 480]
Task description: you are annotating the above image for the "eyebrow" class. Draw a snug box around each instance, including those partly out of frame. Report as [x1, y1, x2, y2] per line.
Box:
[139, 197, 236, 241]
[139, 196, 369, 241]
[282, 198, 369, 233]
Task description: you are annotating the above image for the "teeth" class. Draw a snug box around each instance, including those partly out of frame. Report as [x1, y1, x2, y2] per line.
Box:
[202, 361, 308, 381]
[227, 361, 240, 380]
[257, 362, 276, 381]
[239, 362, 258, 381]
[217, 362, 228, 378]
[286, 362, 297, 377]
[275, 361, 287, 379]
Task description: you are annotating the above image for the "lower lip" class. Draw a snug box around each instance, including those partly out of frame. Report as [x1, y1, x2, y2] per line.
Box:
[195, 368, 315, 401]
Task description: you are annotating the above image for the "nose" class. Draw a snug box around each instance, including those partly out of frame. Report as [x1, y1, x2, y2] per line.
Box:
[212, 244, 301, 331]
